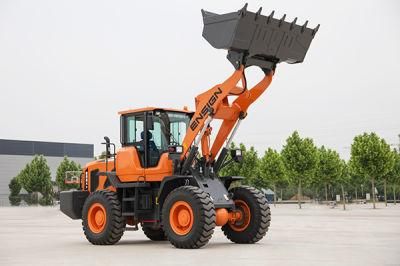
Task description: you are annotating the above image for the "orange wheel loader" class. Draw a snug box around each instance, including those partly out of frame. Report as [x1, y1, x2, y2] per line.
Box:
[60, 4, 319, 249]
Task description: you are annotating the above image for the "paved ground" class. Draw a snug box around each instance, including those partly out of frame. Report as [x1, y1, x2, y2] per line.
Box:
[0, 203, 399, 266]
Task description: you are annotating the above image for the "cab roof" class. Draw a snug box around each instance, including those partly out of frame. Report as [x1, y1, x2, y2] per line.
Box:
[118, 107, 193, 115]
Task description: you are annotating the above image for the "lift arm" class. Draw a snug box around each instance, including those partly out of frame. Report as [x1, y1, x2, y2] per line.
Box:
[181, 65, 273, 167]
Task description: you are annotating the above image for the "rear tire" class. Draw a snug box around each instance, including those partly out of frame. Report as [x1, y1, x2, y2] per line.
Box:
[142, 225, 167, 241]
[222, 186, 271, 244]
[82, 190, 125, 245]
[162, 186, 216, 249]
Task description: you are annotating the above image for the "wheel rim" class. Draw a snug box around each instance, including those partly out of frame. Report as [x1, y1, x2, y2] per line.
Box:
[169, 200, 194, 235]
[88, 203, 107, 234]
[230, 199, 251, 232]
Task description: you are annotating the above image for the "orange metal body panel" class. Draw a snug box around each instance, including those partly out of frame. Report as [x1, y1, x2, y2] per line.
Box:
[181, 67, 245, 158]
[115, 147, 145, 182]
[144, 153, 173, 182]
[209, 71, 273, 161]
[84, 160, 115, 191]
[83, 148, 174, 189]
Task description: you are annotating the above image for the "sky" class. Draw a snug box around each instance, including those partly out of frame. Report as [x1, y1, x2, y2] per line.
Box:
[0, 0, 399, 160]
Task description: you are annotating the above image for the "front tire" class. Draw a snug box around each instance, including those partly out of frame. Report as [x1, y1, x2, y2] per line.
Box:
[222, 186, 271, 244]
[82, 190, 125, 245]
[162, 186, 216, 249]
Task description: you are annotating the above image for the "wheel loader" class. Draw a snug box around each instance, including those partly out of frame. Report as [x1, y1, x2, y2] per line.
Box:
[60, 4, 319, 249]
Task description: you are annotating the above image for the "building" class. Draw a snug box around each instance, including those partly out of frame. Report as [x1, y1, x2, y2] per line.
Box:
[0, 139, 94, 205]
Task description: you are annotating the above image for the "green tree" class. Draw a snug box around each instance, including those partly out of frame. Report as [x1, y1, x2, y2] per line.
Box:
[8, 176, 21, 195]
[316, 146, 343, 202]
[259, 148, 287, 206]
[336, 160, 349, 210]
[381, 149, 399, 207]
[307, 172, 324, 202]
[348, 160, 367, 201]
[240, 145, 260, 185]
[95, 151, 107, 160]
[8, 177, 22, 206]
[350, 132, 395, 209]
[56, 156, 81, 191]
[219, 142, 240, 177]
[19, 155, 53, 205]
[387, 149, 400, 205]
[281, 131, 318, 209]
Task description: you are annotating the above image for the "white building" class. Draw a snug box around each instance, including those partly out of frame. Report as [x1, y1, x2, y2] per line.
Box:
[0, 139, 93, 205]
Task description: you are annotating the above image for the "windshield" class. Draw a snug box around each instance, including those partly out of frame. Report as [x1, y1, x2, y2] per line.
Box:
[152, 111, 190, 151]
[166, 112, 190, 145]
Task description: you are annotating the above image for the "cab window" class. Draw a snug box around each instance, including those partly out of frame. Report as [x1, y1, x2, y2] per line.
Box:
[147, 116, 169, 167]
[126, 115, 144, 144]
[169, 114, 188, 145]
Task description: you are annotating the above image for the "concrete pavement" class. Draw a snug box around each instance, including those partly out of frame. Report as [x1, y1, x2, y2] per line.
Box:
[0, 203, 399, 266]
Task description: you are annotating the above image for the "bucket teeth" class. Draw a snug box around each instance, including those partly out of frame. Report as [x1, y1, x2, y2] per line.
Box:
[312, 24, 320, 36]
[301, 20, 309, 33]
[279, 14, 286, 27]
[255, 7, 262, 20]
[239, 3, 248, 17]
[267, 10, 275, 24]
[290, 17, 298, 30]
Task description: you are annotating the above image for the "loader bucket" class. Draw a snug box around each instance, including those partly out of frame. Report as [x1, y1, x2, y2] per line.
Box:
[202, 4, 319, 70]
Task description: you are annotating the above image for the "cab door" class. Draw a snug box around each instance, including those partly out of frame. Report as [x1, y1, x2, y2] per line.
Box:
[116, 113, 145, 182]
[144, 112, 173, 182]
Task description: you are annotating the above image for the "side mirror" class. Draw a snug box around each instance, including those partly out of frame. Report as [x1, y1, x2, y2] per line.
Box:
[230, 149, 243, 163]
[103, 136, 111, 157]
[147, 114, 154, 131]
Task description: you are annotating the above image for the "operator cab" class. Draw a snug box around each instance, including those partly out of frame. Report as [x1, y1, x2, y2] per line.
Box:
[119, 107, 192, 168]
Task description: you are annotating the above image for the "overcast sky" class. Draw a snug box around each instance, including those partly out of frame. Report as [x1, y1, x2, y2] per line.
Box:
[0, 0, 399, 159]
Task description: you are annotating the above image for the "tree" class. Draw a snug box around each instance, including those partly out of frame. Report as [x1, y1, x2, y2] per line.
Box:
[315, 146, 343, 202]
[9, 176, 21, 195]
[387, 150, 400, 205]
[19, 155, 54, 205]
[8, 177, 22, 206]
[95, 151, 107, 160]
[307, 172, 323, 202]
[281, 131, 318, 209]
[259, 148, 287, 207]
[219, 142, 240, 177]
[348, 160, 367, 201]
[240, 145, 260, 185]
[336, 160, 349, 210]
[350, 132, 395, 209]
[381, 149, 399, 207]
[56, 156, 81, 191]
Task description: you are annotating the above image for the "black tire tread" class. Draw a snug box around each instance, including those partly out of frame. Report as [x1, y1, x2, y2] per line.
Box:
[82, 190, 125, 245]
[222, 185, 271, 244]
[162, 186, 216, 249]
